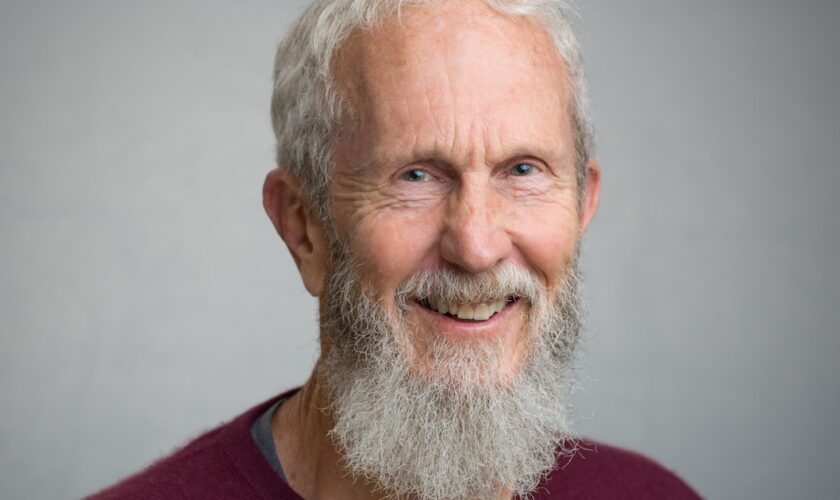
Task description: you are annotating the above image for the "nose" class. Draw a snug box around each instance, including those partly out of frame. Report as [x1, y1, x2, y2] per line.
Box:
[439, 173, 513, 273]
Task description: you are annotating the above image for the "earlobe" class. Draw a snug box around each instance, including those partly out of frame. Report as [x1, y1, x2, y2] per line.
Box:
[263, 168, 328, 297]
[579, 159, 601, 233]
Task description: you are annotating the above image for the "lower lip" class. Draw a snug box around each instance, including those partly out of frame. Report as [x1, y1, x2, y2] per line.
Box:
[413, 300, 522, 341]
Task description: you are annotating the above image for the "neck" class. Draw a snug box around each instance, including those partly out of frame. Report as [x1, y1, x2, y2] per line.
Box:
[271, 364, 513, 500]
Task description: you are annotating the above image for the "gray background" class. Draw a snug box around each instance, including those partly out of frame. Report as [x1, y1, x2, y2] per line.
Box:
[1, 1, 838, 498]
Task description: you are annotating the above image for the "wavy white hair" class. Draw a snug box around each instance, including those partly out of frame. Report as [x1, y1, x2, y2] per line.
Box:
[270, 0, 593, 221]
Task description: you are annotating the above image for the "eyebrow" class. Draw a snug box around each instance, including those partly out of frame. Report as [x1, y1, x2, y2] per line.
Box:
[360, 141, 571, 174]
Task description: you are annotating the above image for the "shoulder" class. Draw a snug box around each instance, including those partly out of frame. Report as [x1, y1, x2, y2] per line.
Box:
[87, 390, 302, 500]
[533, 439, 701, 499]
[87, 424, 223, 499]
[88, 423, 254, 500]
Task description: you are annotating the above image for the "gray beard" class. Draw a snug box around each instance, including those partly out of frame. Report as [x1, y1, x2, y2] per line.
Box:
[318, 239, 584, 499]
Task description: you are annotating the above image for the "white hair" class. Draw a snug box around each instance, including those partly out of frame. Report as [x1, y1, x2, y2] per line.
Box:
[318, 235, 584, 498]
[271, 0, 593, 220]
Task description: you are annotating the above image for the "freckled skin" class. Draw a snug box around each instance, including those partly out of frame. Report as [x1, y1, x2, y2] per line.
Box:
[326, 0, 597, 376]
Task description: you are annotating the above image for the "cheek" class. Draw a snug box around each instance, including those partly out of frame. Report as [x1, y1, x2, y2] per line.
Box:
[509, 203, 580, 283]
[350, 210, 442, 291]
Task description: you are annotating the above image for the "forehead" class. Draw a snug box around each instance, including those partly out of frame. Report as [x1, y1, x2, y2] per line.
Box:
[332, 0, 572, 166]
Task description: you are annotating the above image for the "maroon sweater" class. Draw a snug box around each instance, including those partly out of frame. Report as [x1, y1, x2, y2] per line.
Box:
[90, 390, 700, 499]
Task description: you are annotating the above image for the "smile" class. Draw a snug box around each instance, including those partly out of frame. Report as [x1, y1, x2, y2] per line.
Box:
[416, 296, 518, 322]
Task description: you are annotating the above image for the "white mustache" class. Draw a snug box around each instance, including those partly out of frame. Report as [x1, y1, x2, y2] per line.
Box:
[395, 264, 545, 314]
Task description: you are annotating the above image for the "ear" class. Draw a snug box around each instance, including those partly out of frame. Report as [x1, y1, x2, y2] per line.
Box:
[263, 168, 329, 297]
[579, 158, 601, 233]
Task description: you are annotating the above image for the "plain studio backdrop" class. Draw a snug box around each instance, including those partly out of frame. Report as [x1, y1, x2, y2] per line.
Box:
[1, 1, 838, 498]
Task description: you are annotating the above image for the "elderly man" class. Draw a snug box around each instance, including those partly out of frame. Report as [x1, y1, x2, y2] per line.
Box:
[92, 0, 699, 498]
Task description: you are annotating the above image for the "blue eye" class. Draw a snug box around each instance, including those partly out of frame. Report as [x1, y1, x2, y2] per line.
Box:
[402, 169, 429, 182]
[511, 163, 534, 176]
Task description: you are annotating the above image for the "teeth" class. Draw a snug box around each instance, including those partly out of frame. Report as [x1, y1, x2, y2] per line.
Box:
[426, 299, 509, 321]
[491, 300, 506, 314]
[455, 304, 474, 319]
[473, 304, 491, 321]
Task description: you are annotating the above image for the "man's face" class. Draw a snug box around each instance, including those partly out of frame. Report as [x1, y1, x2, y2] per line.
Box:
[323, 0, 595, 384]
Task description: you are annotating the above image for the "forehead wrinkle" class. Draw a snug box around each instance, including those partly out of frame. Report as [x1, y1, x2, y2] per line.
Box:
[331, 0, 573, 175]
[353, 81, 571, 174]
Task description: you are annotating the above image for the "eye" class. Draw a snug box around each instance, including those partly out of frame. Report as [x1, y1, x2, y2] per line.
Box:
[401, 169, 431, 182]
[510, 163, 535, 176]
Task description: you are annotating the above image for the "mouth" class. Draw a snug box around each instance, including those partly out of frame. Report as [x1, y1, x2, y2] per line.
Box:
[416, 296, 520, 322]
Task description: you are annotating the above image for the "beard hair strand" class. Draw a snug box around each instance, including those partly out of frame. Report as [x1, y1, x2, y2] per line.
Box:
[318, 238, 584, 499]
